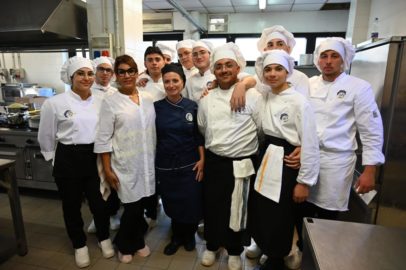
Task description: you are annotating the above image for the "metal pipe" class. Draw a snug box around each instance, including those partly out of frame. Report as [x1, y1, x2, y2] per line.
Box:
[166, 0, 207, 33]
[113, 0, 121, 57]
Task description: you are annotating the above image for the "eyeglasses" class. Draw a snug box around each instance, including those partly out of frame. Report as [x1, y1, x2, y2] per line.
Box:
[214, 62, 237, 71]
[97, 67, 114, 74]
[75, 70, 95, 78]
[117, 68, 137, 77]
[192, 50, 208, 58]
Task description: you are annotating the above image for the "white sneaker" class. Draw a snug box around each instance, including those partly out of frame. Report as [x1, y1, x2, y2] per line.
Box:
[75, 246, 90, 268]
[245, 241, 261, 259]
[109, 215, 120, 231]
[87, 220, 96, 233]
[284, 248, 302, 269]
[118, 251, 133, 264]
[228, 255, 242, 270]
[99, 239, 115, 258]
[146, 217, 157, 229]
[201, 250, 216, 266]
[259, 254, 268, 265]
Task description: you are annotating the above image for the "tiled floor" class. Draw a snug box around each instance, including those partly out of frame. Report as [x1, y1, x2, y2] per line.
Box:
[0, 189, 260, 270]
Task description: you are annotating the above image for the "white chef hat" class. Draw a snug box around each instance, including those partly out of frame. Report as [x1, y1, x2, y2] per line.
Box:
[255, 50, 295, 82]
[176, 39, 195, 51]
[60, 56, 94, 85]
[257, 25, 296, 52]
[92, 56, 114, 69]
[313, 37, 355, 72]
[210, 42, 246, 73]
[156, 43, 176, 60]
[192, 40, 214, 53]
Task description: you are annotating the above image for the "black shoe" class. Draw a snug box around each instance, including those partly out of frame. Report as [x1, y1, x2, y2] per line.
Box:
[164, 240, 182, 255]
[183, 237, 196, 251]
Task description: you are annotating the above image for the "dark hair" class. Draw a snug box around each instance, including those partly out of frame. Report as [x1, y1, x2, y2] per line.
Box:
[144, 46, 164, 60]
[161, 63, 186, 86]
[114, 54, 138, 75]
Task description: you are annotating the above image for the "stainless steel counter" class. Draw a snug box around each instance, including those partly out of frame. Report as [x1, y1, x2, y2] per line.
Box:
[302, 218, 406, 270]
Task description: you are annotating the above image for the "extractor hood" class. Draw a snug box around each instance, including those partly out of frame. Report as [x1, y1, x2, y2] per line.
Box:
[0, 0, 88, 50]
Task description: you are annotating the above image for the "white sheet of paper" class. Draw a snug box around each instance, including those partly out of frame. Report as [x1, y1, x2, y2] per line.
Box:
[358, 189, 377, 205]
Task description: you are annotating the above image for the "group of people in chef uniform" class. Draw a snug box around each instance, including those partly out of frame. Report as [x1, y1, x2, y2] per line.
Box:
[38, 24, 385, 270]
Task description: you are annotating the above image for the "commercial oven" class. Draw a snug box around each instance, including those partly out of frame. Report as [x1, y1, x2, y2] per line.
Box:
[0, 128, 56, 190]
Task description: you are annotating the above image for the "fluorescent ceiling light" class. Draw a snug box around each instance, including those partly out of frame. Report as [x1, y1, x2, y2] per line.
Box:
[259, 0, 266, 10]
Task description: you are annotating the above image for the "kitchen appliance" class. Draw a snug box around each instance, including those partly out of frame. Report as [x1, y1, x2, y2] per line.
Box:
[347, 36, 406, 228]
[0, 128, 55, 190]
[1, 83, 38, 104]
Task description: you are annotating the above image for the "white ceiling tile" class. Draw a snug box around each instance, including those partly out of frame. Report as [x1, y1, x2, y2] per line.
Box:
[267, 0, 294, 4]
[235, 6, 261, 12]
[268, 4, 292, 11]
[175, 0, 204, 8]
[185, 7, 209, 12]
[294, 0, 326, 3]
[291, 3, 324, 11]
[207, 6, 236, 13]
[231, 0, 258, 5]
[201, 0, 232, 6]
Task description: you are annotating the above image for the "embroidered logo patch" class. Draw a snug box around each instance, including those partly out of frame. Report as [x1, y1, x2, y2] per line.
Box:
[64, 110, 74, 118]
[337, 90, 346, 98]
[373, 110, 379, 118]
[185, 112, 193, 122]
[280, 113, 289, 123]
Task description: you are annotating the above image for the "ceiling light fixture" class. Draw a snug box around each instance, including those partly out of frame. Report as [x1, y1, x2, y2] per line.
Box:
[259, 0, 266, 10]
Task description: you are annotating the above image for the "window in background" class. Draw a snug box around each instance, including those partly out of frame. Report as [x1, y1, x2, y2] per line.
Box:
[235, 37, 260, 61]
[315, 37, 328, 49]
[290, 37, 307, 63]
[75, 49, 90, 58]
[201, 38, 227, 49]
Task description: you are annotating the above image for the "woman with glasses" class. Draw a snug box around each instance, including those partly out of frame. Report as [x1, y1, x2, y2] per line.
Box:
[94, 54, 156, 263]
[38, 56, 114, 268]
[155, 63, 205, 256]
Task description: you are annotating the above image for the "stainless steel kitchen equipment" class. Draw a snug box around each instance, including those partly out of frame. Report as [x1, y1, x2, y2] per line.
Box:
[348, 36, 406, 228]
[0, 128, 55, 190]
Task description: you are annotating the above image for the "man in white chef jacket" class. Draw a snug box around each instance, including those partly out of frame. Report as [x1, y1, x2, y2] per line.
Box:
[176, 39, 199, 79]
[255, 25, 309, 97]
[91, 56, 117, 97]
[88, 56, 121, 233]
[295, 37, 385, 261]
[197, 42, 261, 270]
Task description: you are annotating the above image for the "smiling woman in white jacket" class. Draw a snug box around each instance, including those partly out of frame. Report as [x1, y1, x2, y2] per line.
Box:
[38, 56, 113, 268]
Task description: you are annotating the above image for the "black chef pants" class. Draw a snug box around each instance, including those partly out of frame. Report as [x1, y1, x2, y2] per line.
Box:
[114, 199, 148, 255]
[171, 220, 198, 243]
[53, 143, 110, 249]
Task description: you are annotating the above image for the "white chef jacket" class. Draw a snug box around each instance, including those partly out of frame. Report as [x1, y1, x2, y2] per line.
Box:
[38, 90, 103, 161]
[255, 69, 309, 97]
[184, 69, 215, 101]
[261, 86, 319, 186]
[198, 84, 262, 158]
[138, 74, 165, 102]
[183, 66, 199, 79]
[307, 72, 385, 211]
[94, 91, 156, 203]
[185, 70, 253, 102]
[91, 82, 117, 98]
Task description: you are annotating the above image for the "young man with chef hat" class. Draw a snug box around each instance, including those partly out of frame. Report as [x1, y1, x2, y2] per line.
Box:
[176, 39, 199, 78]
[294, 37, 385, 267]
[197, 42, 262, 270]
[156, 43, 177, 64]
[256, 25, 310, 97]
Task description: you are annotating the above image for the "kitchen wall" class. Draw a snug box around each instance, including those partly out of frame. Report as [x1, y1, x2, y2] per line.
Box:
[2, 52, 68, 94]
[368, 0, 406, 39]
[175, 10, 349, 40]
